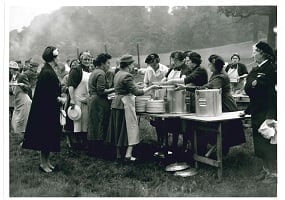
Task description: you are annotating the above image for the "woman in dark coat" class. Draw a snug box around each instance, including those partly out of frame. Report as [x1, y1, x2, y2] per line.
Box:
[22, 46, 64, 173]
[177, 54, 246, 155]
[87, 53, 114, 157]
[241, 41, 277, 183]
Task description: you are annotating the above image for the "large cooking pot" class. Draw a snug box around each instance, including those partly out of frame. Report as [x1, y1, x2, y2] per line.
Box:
[163, 86, 187, 113]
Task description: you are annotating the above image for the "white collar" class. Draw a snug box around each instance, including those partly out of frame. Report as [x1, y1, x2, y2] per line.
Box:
[258, 59, 268, 67]
[149, 63, 162, 73]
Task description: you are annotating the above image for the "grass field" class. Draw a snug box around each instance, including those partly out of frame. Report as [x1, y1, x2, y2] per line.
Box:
[9, 41, 277, 197]
[9, 116, 277, 197]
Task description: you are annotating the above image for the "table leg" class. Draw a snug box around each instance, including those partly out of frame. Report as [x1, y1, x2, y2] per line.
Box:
[193, 127, 198, 169]
[216, 123, 222, 180]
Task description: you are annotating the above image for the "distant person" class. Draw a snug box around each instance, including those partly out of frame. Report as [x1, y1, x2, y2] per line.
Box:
[9, 61, 20, 120]
[56, 62, 69, 82]
[241, 41, 277, 183]
[23, 61, 39, 98]
[22, 46, 65, 173]
[225, 53, 248, 94]
[62, 59, 79, 148]
[67, 51, 91, 149]
[11, 74, 32, 145]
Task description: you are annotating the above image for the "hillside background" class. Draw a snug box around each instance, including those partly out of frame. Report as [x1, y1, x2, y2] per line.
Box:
[9, 6, 269, 66]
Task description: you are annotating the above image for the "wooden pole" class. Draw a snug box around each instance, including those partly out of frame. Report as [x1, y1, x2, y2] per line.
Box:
[77, 47, 80, 60]
[137, 43, 140, 67]
[104, 44, 108, 54]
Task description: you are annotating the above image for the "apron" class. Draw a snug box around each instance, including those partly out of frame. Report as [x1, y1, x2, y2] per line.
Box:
[73, 71, 90, 132]
[227, 66, 244, 93]
[121, 95, 140, 145]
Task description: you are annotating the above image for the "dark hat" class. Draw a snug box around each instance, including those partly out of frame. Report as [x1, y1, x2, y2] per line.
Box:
[231, 53, 240, 60]
[42, 46, 58, 62]
[145, 53, 159, 64]
[255, 41, 274, 57]
[30, 62, 39, 68]
[120, 55, 135, 63]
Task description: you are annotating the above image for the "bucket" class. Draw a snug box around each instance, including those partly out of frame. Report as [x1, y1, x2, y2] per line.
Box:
[165, 86, 187, 113]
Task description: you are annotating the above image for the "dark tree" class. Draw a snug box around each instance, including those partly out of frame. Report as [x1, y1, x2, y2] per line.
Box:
[218, 6, 277, 48]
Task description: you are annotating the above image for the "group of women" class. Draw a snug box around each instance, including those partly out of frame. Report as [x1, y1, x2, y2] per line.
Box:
[18, 41, 276, 184]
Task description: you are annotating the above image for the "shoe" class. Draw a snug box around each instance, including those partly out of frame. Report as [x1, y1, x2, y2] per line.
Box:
[124, 156, 138, 164]
[262, 173, 277, 184]
[254, 169, 268, 181]
[153, 151, 165, 159]
[39, 165, 53, 173]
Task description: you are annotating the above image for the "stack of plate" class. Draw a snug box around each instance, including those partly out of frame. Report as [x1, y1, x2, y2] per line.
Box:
[146, 99, 165, 113]
[135, 95, 151, 112]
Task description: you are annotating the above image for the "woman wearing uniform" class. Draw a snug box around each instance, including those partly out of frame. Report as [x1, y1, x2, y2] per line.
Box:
[241, 41, 277, 183]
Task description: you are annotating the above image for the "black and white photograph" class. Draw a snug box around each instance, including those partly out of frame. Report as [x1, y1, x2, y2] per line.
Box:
[2, 0, 283, 198]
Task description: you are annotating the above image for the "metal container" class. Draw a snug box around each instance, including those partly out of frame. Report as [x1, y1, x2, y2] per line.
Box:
[195, 89, 222, 117]
[165, 86, 187, 114]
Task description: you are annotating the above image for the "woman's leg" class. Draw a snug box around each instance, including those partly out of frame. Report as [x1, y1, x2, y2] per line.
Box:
[40, 151, 52, 172]
[46, 152, 55, 170]
[125, 145, 134, 158]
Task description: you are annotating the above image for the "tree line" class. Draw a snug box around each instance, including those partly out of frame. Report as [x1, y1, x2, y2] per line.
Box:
[9, 6, 275, 62]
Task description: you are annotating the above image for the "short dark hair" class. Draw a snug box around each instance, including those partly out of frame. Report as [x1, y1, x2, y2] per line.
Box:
[171, 51, 185, 61]
[188, 52, 202, 66]
[208, 54, 225, 72]
[231, 53, 240, 60]
[93, 53, 112, 66]
[42, 46, 58, 62]
[145, 53, 159, 64]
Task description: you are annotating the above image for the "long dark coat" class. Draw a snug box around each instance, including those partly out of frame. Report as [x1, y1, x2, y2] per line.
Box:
[22, 63, 61, 152]
[244, 60, 277, 160]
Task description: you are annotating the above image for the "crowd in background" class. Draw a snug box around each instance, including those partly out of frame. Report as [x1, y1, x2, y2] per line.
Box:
[9, 41, 277, 183]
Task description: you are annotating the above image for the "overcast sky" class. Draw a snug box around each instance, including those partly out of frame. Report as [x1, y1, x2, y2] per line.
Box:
[9, 6, 62, 31]
[7, 0, 278, 31]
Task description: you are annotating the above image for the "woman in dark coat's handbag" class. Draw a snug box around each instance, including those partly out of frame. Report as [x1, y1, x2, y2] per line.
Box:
[22, 46, 65, 173]
[241, 41, 277, 183]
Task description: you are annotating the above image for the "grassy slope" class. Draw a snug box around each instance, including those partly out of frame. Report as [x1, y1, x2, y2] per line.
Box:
[128, 41, 256, 69]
